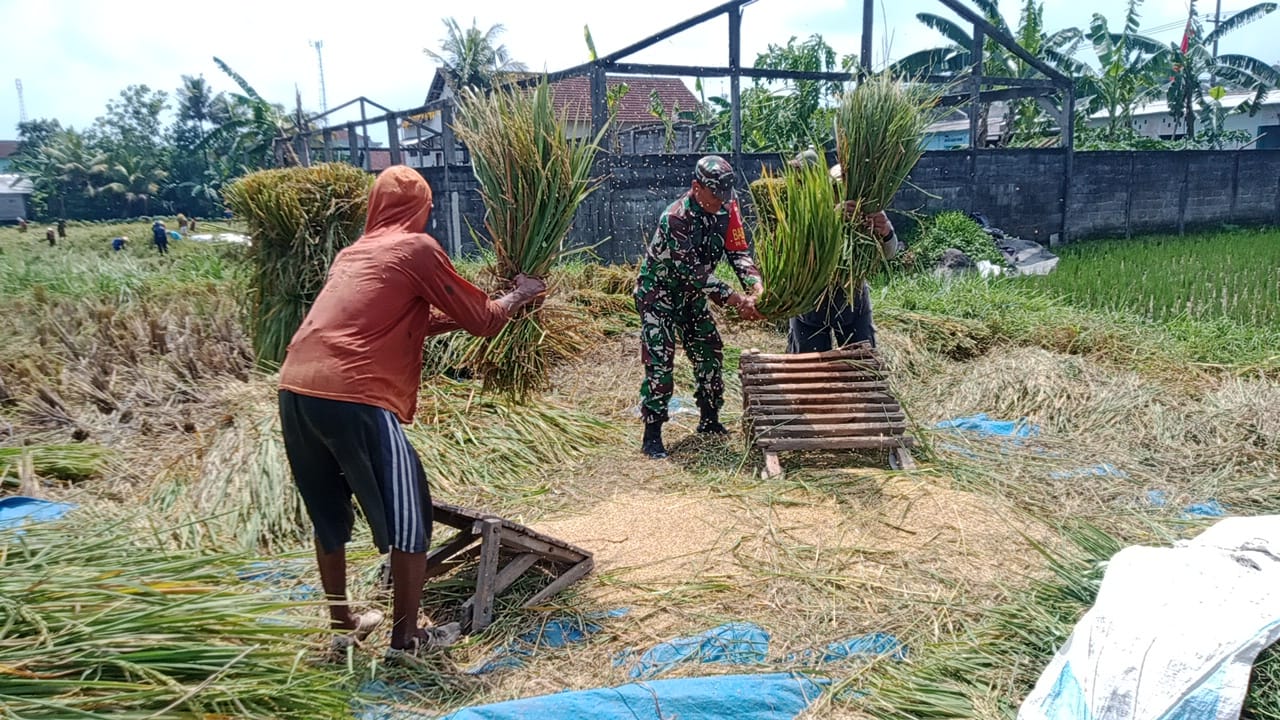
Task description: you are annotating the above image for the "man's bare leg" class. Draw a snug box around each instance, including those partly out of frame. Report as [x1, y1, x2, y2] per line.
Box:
[389, 548, 427, 649]
[316, 541, 357, 630]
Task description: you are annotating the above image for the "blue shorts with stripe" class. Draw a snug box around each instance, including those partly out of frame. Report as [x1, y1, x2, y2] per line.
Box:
[278, 390, 430, 554]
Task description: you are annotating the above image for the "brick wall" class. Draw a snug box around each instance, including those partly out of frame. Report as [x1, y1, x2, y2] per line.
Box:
[417, 149, 1280, 260]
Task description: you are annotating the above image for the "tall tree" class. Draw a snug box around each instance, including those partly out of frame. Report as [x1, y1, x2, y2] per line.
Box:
[1166, 0, 1280, 140]
[93, 85, 170, 161]
[706, 34, 851, 153]
[201, 58, 294, 170]
[424, 18, 527, 90]
[1078, 0, 1170, 139]
[893, 0, 1085, 145]
[177, 74, 224, 147]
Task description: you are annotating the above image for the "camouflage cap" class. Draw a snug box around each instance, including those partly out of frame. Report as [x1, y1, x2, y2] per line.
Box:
[694, 155, 736, 202]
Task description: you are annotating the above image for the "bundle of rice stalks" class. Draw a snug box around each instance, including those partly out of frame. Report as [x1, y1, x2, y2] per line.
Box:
[0, 443, 113, 484]
[750, 159, 847, 319]
[223, 163, 372, 368]
[453, 80, 607, 399]
[835, 75, 938, 289]
[0, 520, 352, 719]
[406, 377, 615, 505]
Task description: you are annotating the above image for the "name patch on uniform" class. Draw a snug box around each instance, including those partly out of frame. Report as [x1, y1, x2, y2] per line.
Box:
[725, 201, 748, 252]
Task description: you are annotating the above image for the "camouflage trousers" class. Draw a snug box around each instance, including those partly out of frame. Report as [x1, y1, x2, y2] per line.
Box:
[635, 294, 724, 424]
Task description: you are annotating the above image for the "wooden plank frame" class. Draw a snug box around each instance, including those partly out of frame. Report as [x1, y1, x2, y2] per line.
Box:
[741, 343, 915, 478]
[379, 500, 594, 634]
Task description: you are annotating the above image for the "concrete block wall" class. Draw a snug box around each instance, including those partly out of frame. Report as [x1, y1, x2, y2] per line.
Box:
[417, 149, 1280, 261]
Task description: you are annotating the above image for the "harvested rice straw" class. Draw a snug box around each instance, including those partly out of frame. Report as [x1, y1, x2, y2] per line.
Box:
[835, 75, 938, 291]
[751, 158, 847, 320]
[453, 79, 608, 399]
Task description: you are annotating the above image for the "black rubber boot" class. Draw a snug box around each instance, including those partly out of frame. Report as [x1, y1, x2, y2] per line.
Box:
[697, 408, 729, 435]
[642, 421, 668, 459]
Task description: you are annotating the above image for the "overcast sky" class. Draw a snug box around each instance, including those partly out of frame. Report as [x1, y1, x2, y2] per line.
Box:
[4, 0, 1278, 140]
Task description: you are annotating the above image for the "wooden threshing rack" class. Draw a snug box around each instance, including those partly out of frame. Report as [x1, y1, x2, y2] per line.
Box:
[740, 343, 916, 478]
[382, 501, 594, 634]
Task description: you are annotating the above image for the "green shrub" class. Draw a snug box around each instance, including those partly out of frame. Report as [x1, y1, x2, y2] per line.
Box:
[908, 211, 1003, 268]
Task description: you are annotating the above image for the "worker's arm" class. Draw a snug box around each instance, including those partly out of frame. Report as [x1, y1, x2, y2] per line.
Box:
[409, 235, 540, 335]
[723, 200, 763, 296]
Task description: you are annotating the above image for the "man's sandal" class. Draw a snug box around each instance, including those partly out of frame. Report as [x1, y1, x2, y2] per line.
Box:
[328, 609, 386, 656]
[383, 622, 462, 667]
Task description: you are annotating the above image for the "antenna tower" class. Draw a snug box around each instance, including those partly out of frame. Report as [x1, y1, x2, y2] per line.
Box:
[309, 40, 328, 123]
[15, 79, 27, 123]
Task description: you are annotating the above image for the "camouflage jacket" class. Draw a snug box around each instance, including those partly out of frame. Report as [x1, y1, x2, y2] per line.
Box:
[635, 193, 761, 307]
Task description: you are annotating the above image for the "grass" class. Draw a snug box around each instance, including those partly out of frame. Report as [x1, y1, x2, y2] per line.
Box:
[1022, 228, 1280, 327]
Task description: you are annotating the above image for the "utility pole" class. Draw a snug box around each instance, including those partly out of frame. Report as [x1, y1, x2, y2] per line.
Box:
[309, 40, 328, 124]
[1208, 0, 1223, 87]
[860, 0, 874, 75]
[15, 78, 26, 123]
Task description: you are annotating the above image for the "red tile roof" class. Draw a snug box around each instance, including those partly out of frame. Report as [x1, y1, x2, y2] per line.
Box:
[0, 141, 18, 158]
[549, 75, 700, 125]
[368, 149, 392, 172]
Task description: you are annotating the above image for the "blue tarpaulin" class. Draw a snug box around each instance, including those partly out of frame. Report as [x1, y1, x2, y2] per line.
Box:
[618, 622, 771, 680]
[787, 632, 906, 664]
[436, 673, 826, 720]
[0, 496, 75, 533]
[935, 413, 1040, 439]
[468, 609, 629, 675]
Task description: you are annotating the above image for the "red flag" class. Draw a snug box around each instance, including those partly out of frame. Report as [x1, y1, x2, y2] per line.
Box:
[1180, 14, 1193, 54]
[725, 200, 748, 252]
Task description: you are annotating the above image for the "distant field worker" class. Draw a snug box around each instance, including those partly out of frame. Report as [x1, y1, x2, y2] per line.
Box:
[785, 149, 899, 352]
[45, 227, 55, 247]
[177, 214, 188, 232]
[277, 166, 545, 660]
[57, 219, 66, 239]
[112, 236, 128, 252]
[152, 221, 169, 255]
[17, 218, 27, 233]
[634, 155, 764, 460]
[189, 217, 197, 233]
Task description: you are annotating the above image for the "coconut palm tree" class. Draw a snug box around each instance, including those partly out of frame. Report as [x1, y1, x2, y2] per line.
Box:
[1166, 0, 1280, 140]
[98, 152, 168, 217]
[177, 74, 225, 147]
[424, 18, 527, 90]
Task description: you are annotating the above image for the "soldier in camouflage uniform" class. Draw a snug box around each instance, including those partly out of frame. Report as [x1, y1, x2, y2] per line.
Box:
[634, 156, 764, 459]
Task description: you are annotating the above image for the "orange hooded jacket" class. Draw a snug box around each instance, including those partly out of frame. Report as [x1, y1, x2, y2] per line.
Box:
[279, 166, 508, 423]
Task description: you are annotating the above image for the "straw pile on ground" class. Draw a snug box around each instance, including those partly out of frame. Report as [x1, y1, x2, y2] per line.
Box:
[452, 79, 607, 399]
[223, 163, 372, 367]
[0, 519, 352, 719]
[834, 75, 937, 290]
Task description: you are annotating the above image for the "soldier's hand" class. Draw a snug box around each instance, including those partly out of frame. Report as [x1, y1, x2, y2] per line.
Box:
[728, 292, 764, 321]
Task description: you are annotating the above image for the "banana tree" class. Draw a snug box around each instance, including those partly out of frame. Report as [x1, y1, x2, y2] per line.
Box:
[1079, 0, 1170, 139]
[1166, 0, 1280, 140]
[893, 0, 1086, 145]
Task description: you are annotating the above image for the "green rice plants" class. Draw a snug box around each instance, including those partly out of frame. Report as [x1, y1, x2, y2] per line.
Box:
[0, 519, 353, 719]
[0, 443, 113, 484]
[223, 164, 372, 368]
[834, 75, 938, 290]
[452, 79, 608, 399]
[751, 159, 847, 319]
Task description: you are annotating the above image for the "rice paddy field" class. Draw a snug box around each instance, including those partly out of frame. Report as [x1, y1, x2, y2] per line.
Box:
[2, 218, 1279, 719]
[1024, 228, 1280, 327]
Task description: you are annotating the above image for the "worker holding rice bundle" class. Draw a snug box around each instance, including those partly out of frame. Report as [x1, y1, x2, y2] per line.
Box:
[635, 155, 764, 460]
[277, 166, 545, 661]
[785, 148, 899, 352]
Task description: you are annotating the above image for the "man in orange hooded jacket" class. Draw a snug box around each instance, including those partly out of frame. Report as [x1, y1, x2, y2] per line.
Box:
[278, 166, 544, 657]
